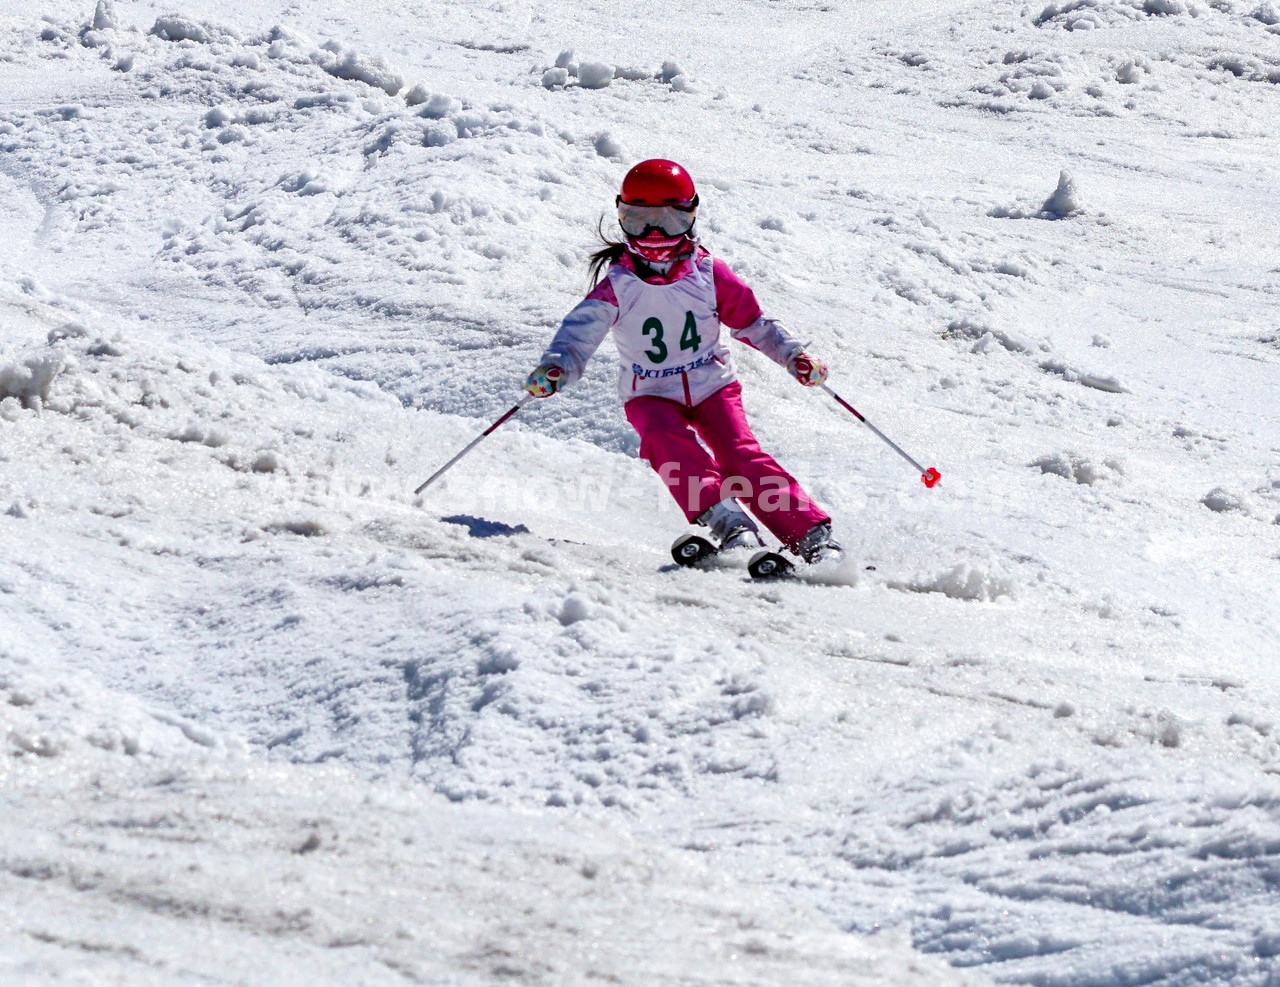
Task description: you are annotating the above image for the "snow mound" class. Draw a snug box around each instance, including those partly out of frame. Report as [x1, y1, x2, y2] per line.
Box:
[896, 563, 1017, 601]
[1032, 451, 1124, 485]
[989, 170, 1084, 219]
[1035, 0, 1206, 30]
[947, 319, 1044, 355]
[149, 15, 230, 44]
[1039, 360, 1128, 392]
[1, 655, 233, 768]
[945, 321, 1127, 394]
[312, 41, 404, 96]
[541, 53, 681, 90]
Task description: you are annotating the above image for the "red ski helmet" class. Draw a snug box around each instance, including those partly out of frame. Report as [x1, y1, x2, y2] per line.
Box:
[617, 159, 699, 264]
[618, 159, 698, 207]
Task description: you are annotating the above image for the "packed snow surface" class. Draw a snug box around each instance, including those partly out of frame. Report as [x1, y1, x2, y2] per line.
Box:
[2, 0, 1278, 983]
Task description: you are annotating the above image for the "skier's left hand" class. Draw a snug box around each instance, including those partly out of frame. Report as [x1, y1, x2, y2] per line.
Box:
[787, 352, 828, 387]
[525, 364, 566, 398]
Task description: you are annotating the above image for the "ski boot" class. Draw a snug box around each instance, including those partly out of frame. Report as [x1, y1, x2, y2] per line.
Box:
[795, 521, 843, 564]
[747, 521, 843, 580]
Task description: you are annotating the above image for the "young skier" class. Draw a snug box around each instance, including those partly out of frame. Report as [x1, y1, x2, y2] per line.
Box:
[524, 158, 841, 566]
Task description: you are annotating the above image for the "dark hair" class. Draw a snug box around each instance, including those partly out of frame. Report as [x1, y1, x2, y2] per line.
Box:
[588, 216, 627, 287]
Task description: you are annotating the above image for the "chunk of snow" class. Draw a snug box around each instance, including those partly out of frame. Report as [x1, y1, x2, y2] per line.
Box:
[1041, 169, 1083, 218]
[559, 595, 592, 625]
[205, 107, 234, 128]
[169, 423, 228, 448]
[80, 28, 111, 48]
[1115, 59, 1144, 84]
[0, 354, 63, 410]
[593, 131, 626, 159]
[1255, 1, 1280, 24]
[416, 93, 462, 119]
[541, 67, 569, 89]
[251, 450, 284, 473]
[92, 1, 118, 31]
[1201, 488, 1246, 513]
[423, 120, 458, 147]
[577, 62, 615, 89]
[1077, 373, 1127, 393]
[150, 16, 212, 43]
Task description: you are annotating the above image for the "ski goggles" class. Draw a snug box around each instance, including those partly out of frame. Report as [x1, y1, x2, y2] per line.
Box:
[617, 201, 697, 238]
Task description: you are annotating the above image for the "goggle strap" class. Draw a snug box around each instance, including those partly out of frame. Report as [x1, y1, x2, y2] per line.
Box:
[617, 194, 699, 209]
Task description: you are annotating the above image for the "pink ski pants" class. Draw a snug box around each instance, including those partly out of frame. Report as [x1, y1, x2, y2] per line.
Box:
[624, 381, 829, 549]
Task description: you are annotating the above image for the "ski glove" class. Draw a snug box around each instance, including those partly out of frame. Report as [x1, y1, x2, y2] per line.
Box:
[525, 364, 565, 398]
[787, 352, 828, 387]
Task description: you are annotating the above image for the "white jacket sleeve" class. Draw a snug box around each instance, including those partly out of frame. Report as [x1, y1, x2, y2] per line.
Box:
[729, 315, 805, 368]
[539, 297, 618, 385]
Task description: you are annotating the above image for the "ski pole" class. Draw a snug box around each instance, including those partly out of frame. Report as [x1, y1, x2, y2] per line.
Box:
[414, 396, 533, 495]
[820, 383, 941, 488]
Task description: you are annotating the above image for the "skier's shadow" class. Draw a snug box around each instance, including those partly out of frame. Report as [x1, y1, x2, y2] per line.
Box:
[441, 515, 531, 539]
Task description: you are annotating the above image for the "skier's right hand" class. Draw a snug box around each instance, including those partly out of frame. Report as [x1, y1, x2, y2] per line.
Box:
[525, 364, 565, 398]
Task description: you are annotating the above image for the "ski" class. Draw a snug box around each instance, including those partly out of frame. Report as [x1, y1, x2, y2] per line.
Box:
[747, 550, 796, 580]
[671, 534, 801, 581]
[670, 533, 719, 568]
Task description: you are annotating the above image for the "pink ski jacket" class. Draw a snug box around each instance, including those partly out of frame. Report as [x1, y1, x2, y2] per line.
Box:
[540, 248, 805, 407]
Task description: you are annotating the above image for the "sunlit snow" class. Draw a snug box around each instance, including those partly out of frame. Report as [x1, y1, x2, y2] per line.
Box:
[2, 0, 1278, 983]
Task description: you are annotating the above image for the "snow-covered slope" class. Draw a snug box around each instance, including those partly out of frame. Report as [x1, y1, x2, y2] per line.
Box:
[5, 660, 981, 986]
[2, 0, 1279, 983]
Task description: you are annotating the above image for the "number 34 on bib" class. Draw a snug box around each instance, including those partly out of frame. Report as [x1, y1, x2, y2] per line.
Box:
[640, 311, 703, 364]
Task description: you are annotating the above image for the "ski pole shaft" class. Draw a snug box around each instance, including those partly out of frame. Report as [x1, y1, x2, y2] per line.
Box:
[414, 396, 533, 495]
[820, 383, 941, 488]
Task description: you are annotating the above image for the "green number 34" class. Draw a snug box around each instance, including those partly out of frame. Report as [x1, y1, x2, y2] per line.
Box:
[641, 312, 703, 365]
